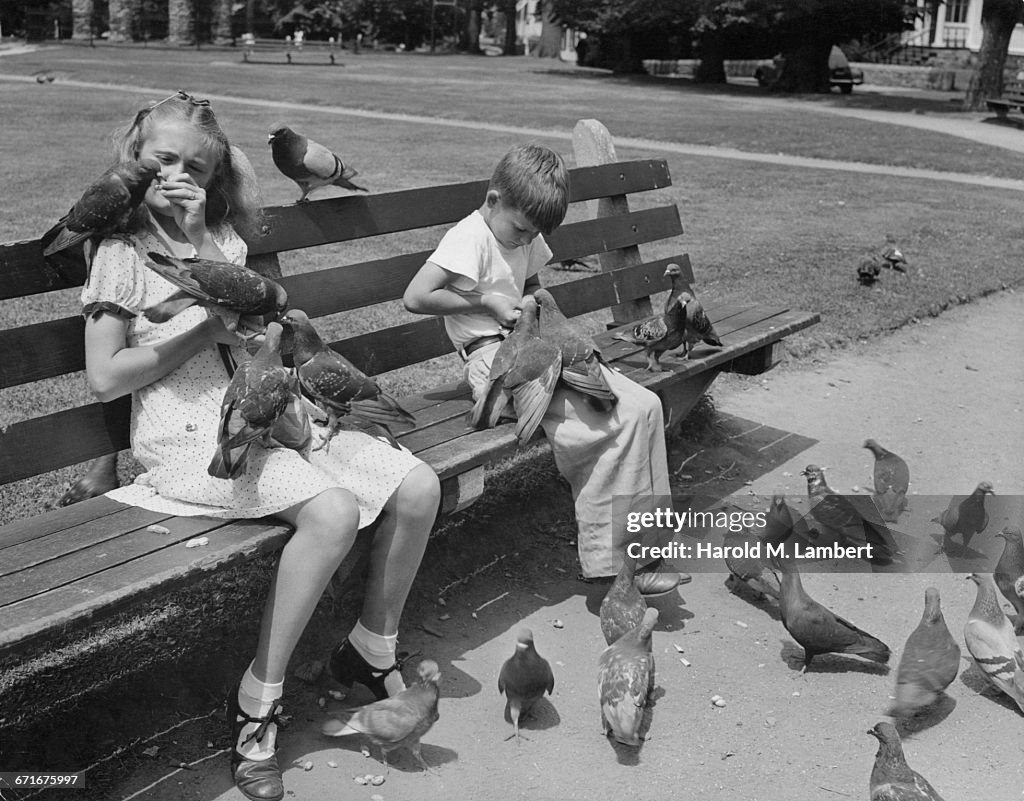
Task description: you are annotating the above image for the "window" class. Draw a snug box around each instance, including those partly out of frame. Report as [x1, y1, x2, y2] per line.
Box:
[945, 0, 969, 24]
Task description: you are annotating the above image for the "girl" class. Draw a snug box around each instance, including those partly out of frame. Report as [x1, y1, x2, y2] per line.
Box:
[81, 91, 440, 801]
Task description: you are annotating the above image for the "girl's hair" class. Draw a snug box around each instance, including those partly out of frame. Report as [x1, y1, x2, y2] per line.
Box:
[489, 144, 569, 235]
[113, 91, 265, 243]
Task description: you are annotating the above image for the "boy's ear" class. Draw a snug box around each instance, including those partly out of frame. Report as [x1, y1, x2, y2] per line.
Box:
[485, 189, 501, 208]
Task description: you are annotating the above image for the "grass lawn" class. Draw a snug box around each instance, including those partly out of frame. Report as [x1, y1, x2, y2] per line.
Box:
[1, 45, 1023, 521]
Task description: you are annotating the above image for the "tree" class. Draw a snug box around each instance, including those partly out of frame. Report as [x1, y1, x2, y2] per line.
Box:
[533, 0, 563, 57]
[963, 0, 1024, 110]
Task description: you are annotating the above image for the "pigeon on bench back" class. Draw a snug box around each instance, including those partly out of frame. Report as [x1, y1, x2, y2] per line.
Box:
[268, 124, 367, 202]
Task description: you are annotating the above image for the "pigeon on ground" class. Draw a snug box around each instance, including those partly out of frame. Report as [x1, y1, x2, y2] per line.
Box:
[963, 573, 1024, 713]
[533, 288, 616, 409]
[468, 294, 561, 445]
[933, 481, 994, 555]
[598, 607, 657, 747]
[207, 323, 303, 479]
[778, 561, 890, 673]
[280, 309, 415, 451]
[142, 252, 288, 324]
[611, 262, 687, 372]
[863, 439, 910, 523]
[723, 521, 781, 602]
[866, 721, 946, 801]
[40, 158, 161, 271]
[268, 124, 367, 202]
[802, 464, 898, 565]
[321, 659, 441, 772]
[994, 526, 1024, 633]
[497, 629, 555, 743]
[599, 555, 647, 646]
[857, 247, 907, 286]
[886, 587, 960, 718]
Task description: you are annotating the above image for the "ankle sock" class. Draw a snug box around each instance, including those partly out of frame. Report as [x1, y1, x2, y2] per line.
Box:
[235, 664, 283, 761]
[348, 620, 406, 695]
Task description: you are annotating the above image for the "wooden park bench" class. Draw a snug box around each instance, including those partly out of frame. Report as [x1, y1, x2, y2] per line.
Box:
[241, 35, 340, 65]
[986, 81, 1024, 119]
[0, 119, 820, 668]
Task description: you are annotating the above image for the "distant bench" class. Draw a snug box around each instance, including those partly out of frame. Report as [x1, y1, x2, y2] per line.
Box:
[0, 118, 820, 663]
[986, 82, 1024, 118]
[241, 36, 340, 65]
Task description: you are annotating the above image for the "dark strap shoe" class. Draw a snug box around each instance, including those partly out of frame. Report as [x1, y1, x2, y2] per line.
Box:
[227, 687, 285, 801]
[328, 638, 410, 701]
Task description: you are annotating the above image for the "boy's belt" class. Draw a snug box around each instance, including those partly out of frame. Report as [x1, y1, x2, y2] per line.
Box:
[462, 334, 505, 356]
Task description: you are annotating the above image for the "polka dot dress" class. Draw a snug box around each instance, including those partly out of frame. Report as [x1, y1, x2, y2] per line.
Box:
[82, 225, 424, 529]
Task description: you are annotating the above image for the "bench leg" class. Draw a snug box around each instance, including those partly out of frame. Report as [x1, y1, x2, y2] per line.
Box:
[657, 369, 721, 431]
[724, 342, 782, 376]
[440, 467, 486, 515]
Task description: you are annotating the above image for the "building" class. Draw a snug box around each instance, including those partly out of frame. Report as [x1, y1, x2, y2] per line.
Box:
[908, 0, 1024, 58]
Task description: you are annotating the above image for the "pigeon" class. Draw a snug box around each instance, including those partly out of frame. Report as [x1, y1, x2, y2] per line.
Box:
[857, 247, 907, 286]
[268, 124, 367, 202]
[866, 722, 946, 801]
[778, 561, 890, 673]
[763, 493, 797, 558]
[886, 587, 960, 718]
[468, 294, 561, 445]
[321, 659, 441, 772]
[801, 464, 898, 565]
[533, 288, 616, 408]
[142, 252, 289, 324]
[678, 288, 723, 359]
[723, 520, 781, 602]
[497, 629, 555, 743]
[863, 439, 910, 523]
[611, 262, 687, 372]
[207, 323, 303, 479]
[40, 158, 161, 270]
[599, 554, 647, 646]
[933, 481, 994, 555]
[994, 526, 1024, 633]
[598, 607, 657, 747]
[963, 573, 1024, 713]
[280, 309, 415, 451]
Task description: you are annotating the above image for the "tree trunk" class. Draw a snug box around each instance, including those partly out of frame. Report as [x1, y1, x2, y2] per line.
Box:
[212, 0, 232, 44]
[245, 0, 255, 35]
[964, 0, 1022, 110]
[167, 0, 193, 44]
[502, 0, 517, 55]
[72, 0, 93, 39]
[694, 30, 726, 83]
[463, 0, 482, 54]
[775, 40, 833, 93]
[532, 1, 562, 58]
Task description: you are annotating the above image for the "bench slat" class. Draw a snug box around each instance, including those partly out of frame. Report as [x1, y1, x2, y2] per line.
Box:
[0, 211, 684, 389]
[0, 495, 132, 550]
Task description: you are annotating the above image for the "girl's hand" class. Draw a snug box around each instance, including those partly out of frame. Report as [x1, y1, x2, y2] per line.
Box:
[159, 171, 208, 244]
[204, 309, 246, 346]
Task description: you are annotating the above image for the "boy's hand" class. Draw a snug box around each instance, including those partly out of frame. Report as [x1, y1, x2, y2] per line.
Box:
[481, 293, 522, 328]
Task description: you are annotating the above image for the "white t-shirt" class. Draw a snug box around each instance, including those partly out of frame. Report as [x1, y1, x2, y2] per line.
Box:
[427, 209, 552, 350]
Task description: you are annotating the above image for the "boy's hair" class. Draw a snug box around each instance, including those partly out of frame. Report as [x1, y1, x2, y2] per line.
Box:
[113, 92, 265, 243]
[489, 144, 569, 235]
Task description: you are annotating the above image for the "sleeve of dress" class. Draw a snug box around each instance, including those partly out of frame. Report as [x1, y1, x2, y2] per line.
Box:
[80, 236, 144, 320]
[214, 224, 248, 266]
[425, 217, 483, 293]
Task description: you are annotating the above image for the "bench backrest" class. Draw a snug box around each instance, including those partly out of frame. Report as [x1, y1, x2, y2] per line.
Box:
[0, 140, 692, 487]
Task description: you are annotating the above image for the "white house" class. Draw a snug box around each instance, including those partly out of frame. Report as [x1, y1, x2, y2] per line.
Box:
[514, 0, 580, 59]
[909, 0, 1024, 56]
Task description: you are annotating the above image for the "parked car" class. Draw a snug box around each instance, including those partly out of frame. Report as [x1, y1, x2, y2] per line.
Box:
[754, 46, 864, 94]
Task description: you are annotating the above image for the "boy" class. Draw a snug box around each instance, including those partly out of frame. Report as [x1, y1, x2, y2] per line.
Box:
[403, 144, 685, 595]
